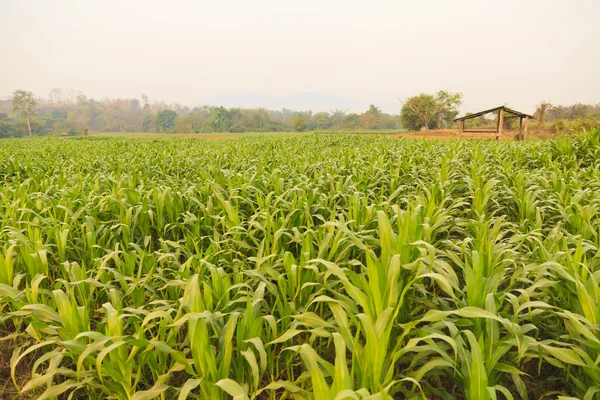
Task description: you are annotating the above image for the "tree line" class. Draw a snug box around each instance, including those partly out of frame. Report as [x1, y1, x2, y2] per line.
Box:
[0, 89, 403, 137]
[1, 88, 598, 138]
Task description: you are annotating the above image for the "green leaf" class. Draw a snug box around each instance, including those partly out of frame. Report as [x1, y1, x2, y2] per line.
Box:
[131, 383, 169, 400]
[216, 379, 248, 399]
[542, 344, 586, 366]
[178, 378, 202, 400]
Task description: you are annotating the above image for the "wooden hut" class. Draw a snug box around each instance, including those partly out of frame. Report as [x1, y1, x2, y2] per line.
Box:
[454, 106, 534, 140]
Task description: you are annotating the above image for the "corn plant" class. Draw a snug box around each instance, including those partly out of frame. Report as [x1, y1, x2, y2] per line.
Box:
[0, 131, 599, 399]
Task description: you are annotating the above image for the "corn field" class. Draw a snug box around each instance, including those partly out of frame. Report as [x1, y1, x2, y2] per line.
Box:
[1, 131, 600, 399]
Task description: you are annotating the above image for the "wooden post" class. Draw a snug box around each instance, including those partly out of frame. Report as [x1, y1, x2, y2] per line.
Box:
[523, 117, 529, 140]
[460, 120, 464, 133]
[518, 117, 523, 140]
[496, 108, 504, 140]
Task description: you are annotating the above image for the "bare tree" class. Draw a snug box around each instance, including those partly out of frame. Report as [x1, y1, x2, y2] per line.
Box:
[12, 90, 36, 136]
[48, 87, 78, 106]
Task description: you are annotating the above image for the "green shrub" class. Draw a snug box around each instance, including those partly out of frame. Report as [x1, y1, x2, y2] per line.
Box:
[229, 124, 246, 133]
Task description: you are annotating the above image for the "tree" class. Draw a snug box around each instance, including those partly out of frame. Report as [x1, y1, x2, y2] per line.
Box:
[534, 101, 553, 123]
[343, 113, 361, 130]
[401, 90, 462, 131]
[0, 113, 16, 138]
[174, 113, 199, 134]
[291, 113, 308, 132]
[207, 106, 231, 132]
[142, 115, 155, 132]
[312, 112, 331, 130]
[155, 110, 177, 132]
[52, 110, 68, 119]
[250, 108, 272, 132]
[229, 108, 246, 128]
[329, 109, 347, 129]
[48, 88, 78, 106]
[360, 113, 377, 130]
[12, 90, 36, 136]
[359, 104, 382, 130]
[572, 104, 588, 119]
[366, 104, 380, 117]
[379, 113, 400, 129]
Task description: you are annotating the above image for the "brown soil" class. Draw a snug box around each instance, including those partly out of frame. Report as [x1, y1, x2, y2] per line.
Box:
[0, 340, 33, 399]
[383, 129, 556, 141]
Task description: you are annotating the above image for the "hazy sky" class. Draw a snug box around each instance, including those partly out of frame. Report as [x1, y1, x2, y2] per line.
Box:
[1, 0, 599, 114]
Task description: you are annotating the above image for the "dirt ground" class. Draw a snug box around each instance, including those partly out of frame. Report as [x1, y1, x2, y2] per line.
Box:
[87, 130, 556, 141]
[385, 129, 555, 141]
[0, 341, 38, 399]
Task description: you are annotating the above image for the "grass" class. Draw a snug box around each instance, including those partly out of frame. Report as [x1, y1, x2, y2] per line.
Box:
[0, 131, 599, 399]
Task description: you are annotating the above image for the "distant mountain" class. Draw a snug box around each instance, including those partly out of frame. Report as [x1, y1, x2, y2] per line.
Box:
[199, 92, 399, 115]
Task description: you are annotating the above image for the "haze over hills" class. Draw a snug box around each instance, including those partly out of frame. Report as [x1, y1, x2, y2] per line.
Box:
[0, 90, 402, 115]
[200, 92, 401, 115]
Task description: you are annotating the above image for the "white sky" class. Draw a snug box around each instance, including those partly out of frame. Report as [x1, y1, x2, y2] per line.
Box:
[1, 0, 599, 114]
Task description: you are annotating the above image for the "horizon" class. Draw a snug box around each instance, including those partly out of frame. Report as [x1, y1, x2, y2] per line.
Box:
[2, 89, 599, 117]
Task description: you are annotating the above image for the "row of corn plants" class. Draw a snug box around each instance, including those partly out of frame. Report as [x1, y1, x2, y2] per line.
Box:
[0, 131, 599, 399]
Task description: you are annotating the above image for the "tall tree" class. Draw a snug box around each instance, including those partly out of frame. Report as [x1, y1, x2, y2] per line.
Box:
[312, 112, 331, 130]
[155, 110, 177, 132]
[360, 105, 381, 130]
[207, 106, 231, 132]
[401, 90, 462, 131]
[251, 108, 272, 132]
[12, 90, 36, 136]
[343, 113, 361, 130]
[291, 113, 308, 132]
[0, 113, 16, 138]
[142, 115, 155, 132]
[48, 88, 78, 106]
[366, 104, 381, 117]
[329, 109, 347, 129]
